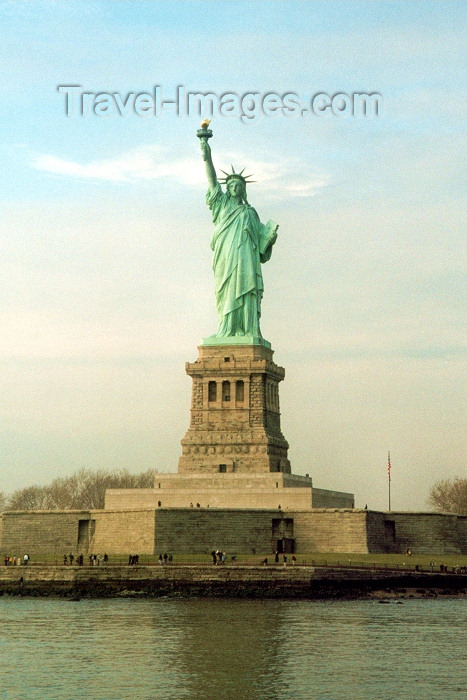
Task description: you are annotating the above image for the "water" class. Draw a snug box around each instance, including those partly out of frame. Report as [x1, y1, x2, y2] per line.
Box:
[0, 597, 465, 699]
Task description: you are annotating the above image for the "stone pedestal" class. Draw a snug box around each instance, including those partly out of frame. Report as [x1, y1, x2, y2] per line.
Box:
[178, 343, 291, 475]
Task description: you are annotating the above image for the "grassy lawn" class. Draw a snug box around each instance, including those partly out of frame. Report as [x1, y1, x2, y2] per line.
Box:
[17, 551, 467, 571]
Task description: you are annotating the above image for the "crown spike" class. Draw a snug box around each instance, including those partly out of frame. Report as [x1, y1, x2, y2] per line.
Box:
[218, 165, 256, 186]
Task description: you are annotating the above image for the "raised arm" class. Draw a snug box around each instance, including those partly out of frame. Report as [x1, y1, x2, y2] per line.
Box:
[200, 140, 217, 192]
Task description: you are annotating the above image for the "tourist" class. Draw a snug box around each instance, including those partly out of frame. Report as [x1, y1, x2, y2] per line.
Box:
[274, 551, 279, 564]
[69, 553, 74, 565]
[103, 553, 108, 563]
[291, 555, 296, 566]
[283, 555, 287, 567]
[158, 554, 163, 565]
[63, 554, 68, 566]
[163, 553, 168, 565]
[23, 554, 29, 566]
[211, 550, 217, 565]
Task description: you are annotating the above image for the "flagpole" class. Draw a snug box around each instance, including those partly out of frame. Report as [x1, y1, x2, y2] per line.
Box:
[387, 451, 391, 511]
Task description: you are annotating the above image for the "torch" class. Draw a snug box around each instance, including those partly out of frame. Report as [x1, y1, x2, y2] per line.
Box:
[197, 119, 213, 160]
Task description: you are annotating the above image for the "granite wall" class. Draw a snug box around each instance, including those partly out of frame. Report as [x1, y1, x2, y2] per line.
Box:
[1, 510, 92, 556]
[293, 510, 371, 553]
[91, 510, 156, 555]
[1, 508, 465, 557]
[387, 512, 464, 555]
[154, 508, 277, 554]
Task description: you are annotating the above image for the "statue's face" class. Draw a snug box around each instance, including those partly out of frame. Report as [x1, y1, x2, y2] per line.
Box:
[227, 179, 245, 199]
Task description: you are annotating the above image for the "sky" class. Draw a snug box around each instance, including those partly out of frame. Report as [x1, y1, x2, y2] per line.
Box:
[1, 0, 466, 511]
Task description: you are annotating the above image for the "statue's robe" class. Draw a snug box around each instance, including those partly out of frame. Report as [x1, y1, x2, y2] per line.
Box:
[207, 182, 277, 337]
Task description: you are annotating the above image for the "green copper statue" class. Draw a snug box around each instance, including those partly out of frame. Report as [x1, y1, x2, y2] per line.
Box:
[198, 123, 278, 343]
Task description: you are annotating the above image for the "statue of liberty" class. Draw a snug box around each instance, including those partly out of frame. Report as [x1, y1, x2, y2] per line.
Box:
[198, 123, 278, 343]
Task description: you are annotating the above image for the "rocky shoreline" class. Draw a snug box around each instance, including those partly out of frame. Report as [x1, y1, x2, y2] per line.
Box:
[0, 564, 466, 599]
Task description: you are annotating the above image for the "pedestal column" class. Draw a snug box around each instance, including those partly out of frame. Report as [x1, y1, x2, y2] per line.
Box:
[178, 344, 291, 474]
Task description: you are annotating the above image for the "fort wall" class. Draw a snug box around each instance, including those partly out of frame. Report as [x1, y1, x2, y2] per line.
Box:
[155, 509, 276, 554]
[388, 512, 463, 555]
[1, 511, 91, 555]
[311, 489, 355, 509]
[457, 516, 467, 553]
[293, 510, 371, 553]
[1, 509, 465, 557]
[105, 488, 313, 510]
[91, 510, 156, 555]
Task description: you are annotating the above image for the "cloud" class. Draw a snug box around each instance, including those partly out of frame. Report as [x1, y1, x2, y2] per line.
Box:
[32, 146, 202, 185]
[283, 179, 330, 198]
[32, 146, 329, 197]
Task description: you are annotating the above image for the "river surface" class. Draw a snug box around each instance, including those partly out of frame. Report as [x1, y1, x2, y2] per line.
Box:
[0, 597, 465, 699]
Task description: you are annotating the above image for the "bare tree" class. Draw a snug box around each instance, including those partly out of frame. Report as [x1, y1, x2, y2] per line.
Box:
[45, 472, 83, 510]
[0, 491, 8, 512]
[428, 477, 467, 515]
[6, 468, 158, 511]
[74, 468, 157, 509]
[8, 485, 50, 511]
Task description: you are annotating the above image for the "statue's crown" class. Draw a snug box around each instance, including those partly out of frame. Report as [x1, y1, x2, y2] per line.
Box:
[219, 165, 256, 185]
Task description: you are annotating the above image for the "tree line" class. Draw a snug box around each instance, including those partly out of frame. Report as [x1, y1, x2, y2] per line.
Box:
[0, 468, 157, 512]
